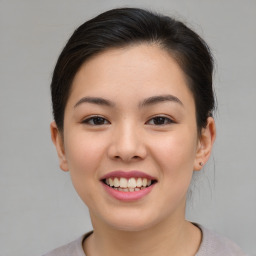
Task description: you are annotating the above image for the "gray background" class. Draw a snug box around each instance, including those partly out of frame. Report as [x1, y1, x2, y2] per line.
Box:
[0, 0, 255, 255]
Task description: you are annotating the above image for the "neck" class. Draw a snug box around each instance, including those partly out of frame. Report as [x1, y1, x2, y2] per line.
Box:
[84, 213, 201, 256]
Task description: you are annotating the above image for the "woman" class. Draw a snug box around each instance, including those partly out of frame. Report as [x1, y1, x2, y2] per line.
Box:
[44, 7, 245, 256]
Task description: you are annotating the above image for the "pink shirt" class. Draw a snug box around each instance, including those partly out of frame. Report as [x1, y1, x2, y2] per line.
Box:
[42, 225, 246, 256]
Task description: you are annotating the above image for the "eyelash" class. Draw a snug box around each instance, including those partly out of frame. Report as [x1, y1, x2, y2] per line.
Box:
[146, 116, 174, 126]
[82, 116, 110, 125]
[82, 115, 174, 126]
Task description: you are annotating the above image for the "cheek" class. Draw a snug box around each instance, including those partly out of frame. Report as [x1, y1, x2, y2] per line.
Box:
[65, 131, 102, 167]
[150, 131, 198, 208]
[63, 131, 107, 191]
[150, 129, 198, 177]
[63, 131, 108, 207]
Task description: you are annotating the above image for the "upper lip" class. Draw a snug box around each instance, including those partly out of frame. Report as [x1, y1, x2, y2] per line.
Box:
[100, 170, 157, 181]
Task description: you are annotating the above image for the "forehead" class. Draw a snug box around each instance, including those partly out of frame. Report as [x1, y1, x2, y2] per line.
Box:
[67, 44, 195, 110]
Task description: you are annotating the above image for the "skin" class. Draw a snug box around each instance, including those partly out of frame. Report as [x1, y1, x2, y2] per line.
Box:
[51, 44, 216, 256]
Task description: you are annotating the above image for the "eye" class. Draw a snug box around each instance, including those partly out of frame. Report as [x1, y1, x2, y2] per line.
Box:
[146, 116, 174, 125]
[82, 116, 110, 125]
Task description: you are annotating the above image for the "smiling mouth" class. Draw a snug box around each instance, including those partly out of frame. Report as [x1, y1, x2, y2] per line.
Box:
[102, 177, 157, 192]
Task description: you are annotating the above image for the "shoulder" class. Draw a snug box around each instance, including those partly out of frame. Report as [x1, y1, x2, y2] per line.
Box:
[196, 224, 246, 256]
[42, 232, 92, 256]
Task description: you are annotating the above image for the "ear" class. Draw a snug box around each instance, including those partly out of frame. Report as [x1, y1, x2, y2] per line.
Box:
[50, 121, 69, 172]
[194, 117, 216, 171]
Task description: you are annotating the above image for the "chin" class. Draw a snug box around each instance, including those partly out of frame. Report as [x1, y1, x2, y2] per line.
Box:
[100, 210, 162, 232]
[110, 220, 153, 232]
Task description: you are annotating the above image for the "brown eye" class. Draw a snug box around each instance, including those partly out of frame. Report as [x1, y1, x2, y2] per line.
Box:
[82, 116, 110, 125]
[147, 116, 174, 125]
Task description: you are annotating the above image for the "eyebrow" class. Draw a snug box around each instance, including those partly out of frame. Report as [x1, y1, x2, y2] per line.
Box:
[140, 94, 183, 108]
[74, 97, 115, 108]
[74, 94, 183, 109]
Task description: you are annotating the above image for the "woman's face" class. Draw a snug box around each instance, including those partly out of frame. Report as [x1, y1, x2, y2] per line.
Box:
[52, 44, 212, 231]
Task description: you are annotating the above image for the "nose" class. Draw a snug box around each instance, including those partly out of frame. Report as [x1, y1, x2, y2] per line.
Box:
[107, 123, 147, 162]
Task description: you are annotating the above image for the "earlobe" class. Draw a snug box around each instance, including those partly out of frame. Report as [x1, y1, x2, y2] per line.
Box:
[194, 117, 216, 171]
[50, 121, 69, 172]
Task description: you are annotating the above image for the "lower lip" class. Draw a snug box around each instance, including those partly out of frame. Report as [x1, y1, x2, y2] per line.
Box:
[102, 182, 155, 202]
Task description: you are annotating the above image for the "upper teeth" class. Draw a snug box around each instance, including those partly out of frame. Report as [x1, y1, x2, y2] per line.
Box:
[106, 177, 151, 188]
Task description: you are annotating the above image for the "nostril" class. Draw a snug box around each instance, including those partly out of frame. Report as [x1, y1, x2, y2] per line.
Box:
[113, 155, 141, 161]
